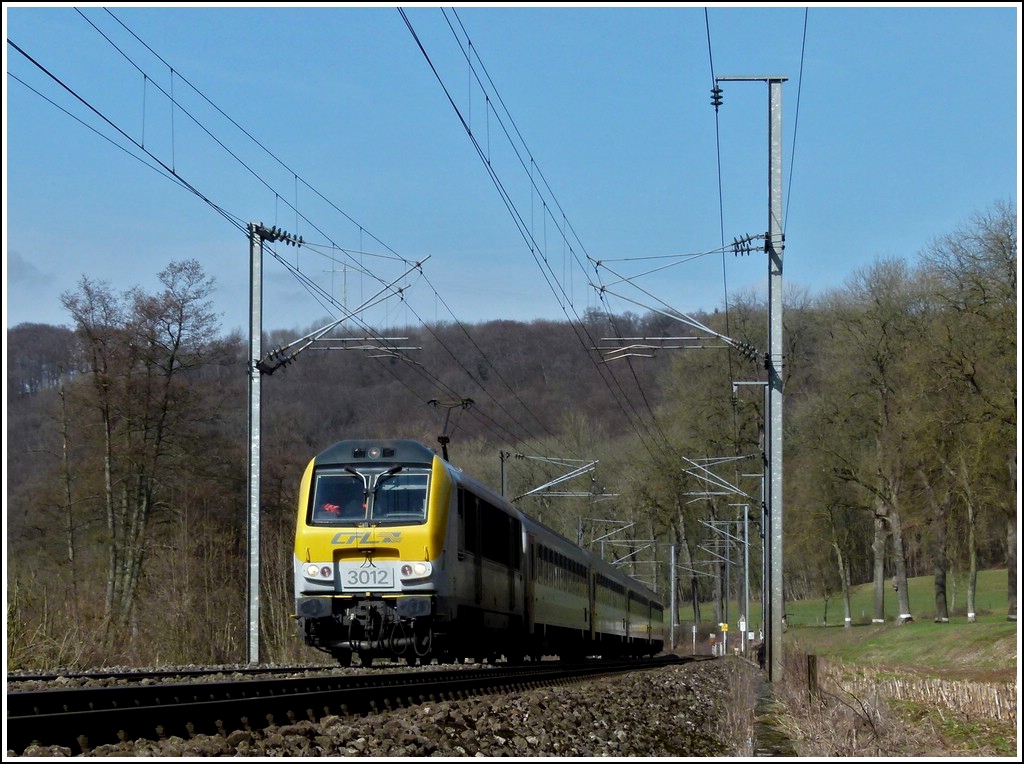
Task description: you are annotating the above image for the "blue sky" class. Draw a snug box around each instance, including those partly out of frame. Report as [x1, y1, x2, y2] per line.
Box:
[4, 3, 1020, 338]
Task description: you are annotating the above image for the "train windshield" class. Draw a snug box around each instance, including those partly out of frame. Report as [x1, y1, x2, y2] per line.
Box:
[370, 469, 430, 524]
[309, 468, 429, 526]
[310, 472, 366, 525]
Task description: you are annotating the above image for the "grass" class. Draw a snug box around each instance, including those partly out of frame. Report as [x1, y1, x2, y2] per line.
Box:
[784, 618, 1017, 676]
[779, 568, 1017, 679]
[677, 567, 1018, 678]
[759, 568, 1018, 757]
[929, 710, 1018, 756]
[781, 567, 1012, 628]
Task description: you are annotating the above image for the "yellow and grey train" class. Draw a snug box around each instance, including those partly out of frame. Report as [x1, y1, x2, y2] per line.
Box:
[293, 439, 665, 666]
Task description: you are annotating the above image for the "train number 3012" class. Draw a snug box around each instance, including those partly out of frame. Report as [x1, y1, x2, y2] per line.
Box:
[339, 564, 397, 591]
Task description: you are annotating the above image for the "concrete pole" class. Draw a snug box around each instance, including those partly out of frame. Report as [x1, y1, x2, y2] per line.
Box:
[247, 223, 263, 665]
[716, 74, 786, 678]
[670, 543, 678, 650]
[743, 504, 750, 653]
[724, 535, 731, 628]
[500, 451, 508, 497]
[766, 77, 785, 682]
[762, 457, 768, 640]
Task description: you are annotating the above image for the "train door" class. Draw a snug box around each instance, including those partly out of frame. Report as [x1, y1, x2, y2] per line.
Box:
[623, 590, 631, 644]
[587, 567, 596, 642]
[459, 489, 483, 606]
[524, 533, 536, 634]
[507, 516, 520, 612]
[469, 496, 482, 605]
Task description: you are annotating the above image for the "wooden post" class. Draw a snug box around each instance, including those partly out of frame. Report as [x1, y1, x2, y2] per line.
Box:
[807, 654, 819, 698]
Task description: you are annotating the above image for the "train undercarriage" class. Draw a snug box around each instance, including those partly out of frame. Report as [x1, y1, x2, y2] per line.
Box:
[297, 595, 660, 667]
[299, 603, 523, 667]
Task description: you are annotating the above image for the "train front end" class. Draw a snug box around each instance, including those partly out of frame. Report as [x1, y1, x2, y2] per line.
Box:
[293, 439, 452, 666]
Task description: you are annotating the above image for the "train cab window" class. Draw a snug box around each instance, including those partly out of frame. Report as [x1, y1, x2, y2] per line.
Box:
[371, 470, 429, 524]
[311, 473, 365, 525]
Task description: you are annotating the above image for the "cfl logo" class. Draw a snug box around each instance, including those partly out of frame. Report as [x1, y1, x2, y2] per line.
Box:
[331, 531, 402, 545]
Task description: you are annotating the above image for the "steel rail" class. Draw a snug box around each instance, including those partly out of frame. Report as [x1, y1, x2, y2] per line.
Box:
[7, 655, 692, 753]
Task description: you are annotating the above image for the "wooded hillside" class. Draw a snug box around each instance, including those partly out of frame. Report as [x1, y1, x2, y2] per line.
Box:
[5, 200, 1016, 668]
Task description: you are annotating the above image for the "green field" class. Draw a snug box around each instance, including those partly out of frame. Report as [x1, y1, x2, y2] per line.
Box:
[782, 569, 1017, 675]
[781, 567, 1013, 627]
[683, 567, 1019, 757]
[676, 567, 1018, 675]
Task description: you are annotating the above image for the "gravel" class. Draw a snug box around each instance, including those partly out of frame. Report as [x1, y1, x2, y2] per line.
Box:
[9, 658, 759, 757]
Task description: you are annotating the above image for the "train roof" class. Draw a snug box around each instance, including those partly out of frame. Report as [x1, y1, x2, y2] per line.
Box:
[313, 439, 438, 467]
[311, 438, 662, 605]
[517, 504, 662, 604]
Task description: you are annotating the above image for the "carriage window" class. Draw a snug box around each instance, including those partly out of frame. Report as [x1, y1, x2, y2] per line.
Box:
[311, 473, 366, 525]
[372, 471, 429, 523]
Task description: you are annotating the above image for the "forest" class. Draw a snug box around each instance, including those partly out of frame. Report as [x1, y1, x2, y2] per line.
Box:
[5, 200, 1016, 669]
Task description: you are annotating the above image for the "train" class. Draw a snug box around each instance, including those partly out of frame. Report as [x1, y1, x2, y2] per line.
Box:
[292, 439, 665, 666]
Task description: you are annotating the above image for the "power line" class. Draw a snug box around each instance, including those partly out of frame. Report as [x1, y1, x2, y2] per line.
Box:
[785, 8, 809, 232]
[704, 8, 740, 454]
[6, 39, 247, 238]
[12, 12, 572, 460]
[405, 7, 677, 460]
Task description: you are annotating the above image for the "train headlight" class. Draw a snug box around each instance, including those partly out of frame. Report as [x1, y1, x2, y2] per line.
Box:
[305, 564, 333, 580]
[400, 561, 432, 580]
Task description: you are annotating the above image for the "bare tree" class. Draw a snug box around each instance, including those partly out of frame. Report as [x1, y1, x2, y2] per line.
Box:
[818, 259, 929, 624]
[920, 200, 1017, 620]
[60, 260, 221, 642]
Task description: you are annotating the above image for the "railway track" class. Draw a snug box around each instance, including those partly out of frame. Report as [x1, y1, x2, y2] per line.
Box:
[5, 663, 339, 686]
[7, 655, 695, 753]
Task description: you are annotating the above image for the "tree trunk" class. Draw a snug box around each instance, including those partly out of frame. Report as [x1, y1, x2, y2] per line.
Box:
[871, 513, 887, 623]
[1008, 513, 1017, 621]
[1009, 449, 1018, 621]
[918, 464, 950, 622]
[888, 507, 914, 624]
[933, 534, 950, 623]
[103, 408, 118, 636]
[674, 512, 700, 625]
[872, 507, 888, 622]
[58, 383, 79, 617]
[957, 456, 979, 623]
[968, 511, 978, 623]
[842, 558, 852, 627]
[832, 540, 853, 627]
